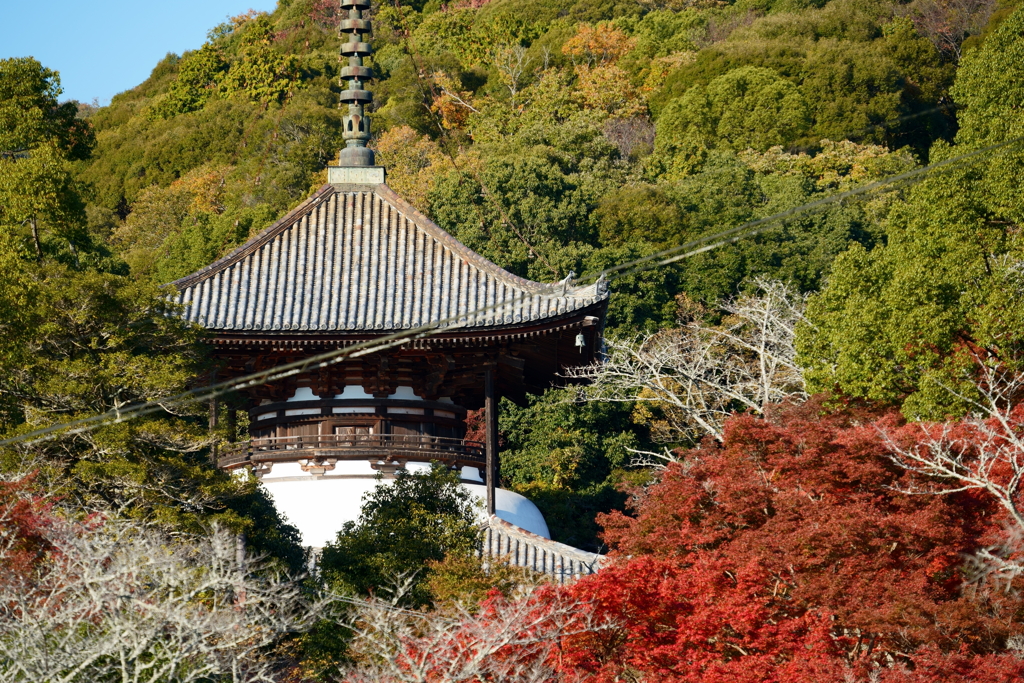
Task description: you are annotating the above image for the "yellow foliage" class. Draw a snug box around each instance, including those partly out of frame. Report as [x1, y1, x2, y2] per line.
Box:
[424, 552, 545, 609]
[574, 63, 647, 119]
[636, 0, 725, 11]
[738, 139, 918, 192]
[372, 126, 447, 212]
[112, 165, 230, 276]
[641, 51, 698, 95]
[430, 72, 478, 131]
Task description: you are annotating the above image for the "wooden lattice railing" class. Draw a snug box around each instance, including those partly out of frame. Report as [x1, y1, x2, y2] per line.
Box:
[217, 434, 486, 470]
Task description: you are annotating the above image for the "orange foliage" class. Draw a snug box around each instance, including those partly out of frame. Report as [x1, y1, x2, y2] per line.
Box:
[562, 24, 636, 66]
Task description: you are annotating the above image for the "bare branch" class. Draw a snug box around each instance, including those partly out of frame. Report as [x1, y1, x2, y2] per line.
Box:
[569, 279, 808, 458]
[880, 363, 1024, 589]
[0, 511, 324, 683]
[336, 581, 613, 683]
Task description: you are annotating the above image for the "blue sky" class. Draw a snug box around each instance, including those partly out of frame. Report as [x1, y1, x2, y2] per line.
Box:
[2, 0, 279, 106]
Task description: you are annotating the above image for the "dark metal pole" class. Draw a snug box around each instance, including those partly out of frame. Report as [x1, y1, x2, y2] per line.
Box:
[484, 366, 498, 516]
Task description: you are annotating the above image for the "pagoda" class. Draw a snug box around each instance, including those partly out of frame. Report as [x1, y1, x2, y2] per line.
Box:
[170, 0, 608, 547]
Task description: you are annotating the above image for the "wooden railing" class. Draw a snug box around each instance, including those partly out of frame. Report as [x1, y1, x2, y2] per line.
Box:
[217, 433, 486, 470]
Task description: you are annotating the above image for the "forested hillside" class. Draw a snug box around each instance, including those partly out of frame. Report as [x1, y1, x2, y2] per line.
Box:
[4, 0, 1024, 679]
[65, 0, 1004, 549]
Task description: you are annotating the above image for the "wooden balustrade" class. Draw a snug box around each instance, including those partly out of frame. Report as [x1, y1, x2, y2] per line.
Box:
[217, 433, 486, 471]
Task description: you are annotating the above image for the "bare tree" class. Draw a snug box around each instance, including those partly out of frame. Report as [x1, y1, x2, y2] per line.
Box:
[602, 116, 655, 161]
[0, 512, 323, 683]
[881, 363, 1024, 590]
[491, 45, 533, 110]
[898, 0, 997, 61]
[569, 279, 808, 462]
[337, 580, 611, 683]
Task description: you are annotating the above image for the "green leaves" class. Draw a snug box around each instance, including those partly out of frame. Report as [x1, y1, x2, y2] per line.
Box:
[655, 66, 811, 178]
[0, 59, 93, 258]
[149, 13, 301, 123]
[798, 8, 1024, 420]
[319, 464, 480, 606]
[149, 44, 228, 119]
[0, 58, 94, 160]
[499, 389, 639, 550]
[0, 142, 88, 253]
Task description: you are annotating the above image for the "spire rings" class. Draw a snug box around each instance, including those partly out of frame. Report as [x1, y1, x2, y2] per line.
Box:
[340, 18, 372, 32]
[340, 42, 373, 56]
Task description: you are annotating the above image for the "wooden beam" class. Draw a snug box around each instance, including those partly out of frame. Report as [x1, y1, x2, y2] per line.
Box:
[484, 365, 498, 516]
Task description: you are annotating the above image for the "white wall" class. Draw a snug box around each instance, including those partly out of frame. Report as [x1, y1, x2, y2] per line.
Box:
[258, 465, 550, 547]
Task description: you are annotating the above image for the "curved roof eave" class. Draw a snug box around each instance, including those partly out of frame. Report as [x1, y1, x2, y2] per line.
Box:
[169, 183, 608, 333]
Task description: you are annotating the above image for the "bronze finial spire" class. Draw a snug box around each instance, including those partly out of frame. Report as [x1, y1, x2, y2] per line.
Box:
[338, 0, 374, 167]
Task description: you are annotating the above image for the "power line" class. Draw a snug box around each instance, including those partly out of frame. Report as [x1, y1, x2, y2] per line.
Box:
[590, 136, 1023, 283]
[1, 135, 1019, 448]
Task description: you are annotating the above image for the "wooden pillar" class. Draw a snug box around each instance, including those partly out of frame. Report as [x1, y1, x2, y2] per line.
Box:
[208, 371, 219, 431]
[484, 365, 498, 516]
[208, 371, 219, 466]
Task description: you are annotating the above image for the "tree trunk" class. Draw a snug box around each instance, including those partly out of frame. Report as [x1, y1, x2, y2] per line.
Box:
[30, 216, 41, 261]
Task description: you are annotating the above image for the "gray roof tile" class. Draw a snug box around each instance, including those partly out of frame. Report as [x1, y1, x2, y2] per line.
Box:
[171, 183, 607, 332]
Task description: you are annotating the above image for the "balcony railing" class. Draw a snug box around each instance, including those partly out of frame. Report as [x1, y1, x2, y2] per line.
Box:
[217, 433, 486, 471]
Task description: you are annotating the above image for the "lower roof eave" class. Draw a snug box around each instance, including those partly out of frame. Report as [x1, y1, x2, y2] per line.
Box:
[203, 300, 608, 349]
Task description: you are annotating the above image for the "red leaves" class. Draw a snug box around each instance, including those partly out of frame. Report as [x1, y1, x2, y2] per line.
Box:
[549, 399, 1024, 681]
[562, 556, 844, 683]
[0, 474, 58, 586]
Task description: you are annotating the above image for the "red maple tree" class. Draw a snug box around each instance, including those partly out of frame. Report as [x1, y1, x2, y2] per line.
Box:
[556, 399, 1024, 681]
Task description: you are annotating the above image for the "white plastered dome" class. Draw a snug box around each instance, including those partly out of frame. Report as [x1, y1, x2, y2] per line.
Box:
[254, 461, 550, 548]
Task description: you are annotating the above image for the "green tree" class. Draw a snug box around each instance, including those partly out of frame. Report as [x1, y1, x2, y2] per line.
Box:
[0, 142, 88, 259]
[797, 7, 1024, 419]
[654, 66, 811, 178]
[319, 464, 480, 606]
[0, 57, 94, 160]
[499, 389, 642, 551]
[220, 14, 297, 103]
[149, 44, 228, 119]
[0, 58, 93, 260]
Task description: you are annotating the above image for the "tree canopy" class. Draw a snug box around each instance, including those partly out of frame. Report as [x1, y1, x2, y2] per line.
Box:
[319, 463, 481, 606]
[798, 4, 1024, 419]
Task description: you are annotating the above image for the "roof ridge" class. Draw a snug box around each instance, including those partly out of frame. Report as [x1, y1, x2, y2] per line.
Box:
[372, 184, 558, 296]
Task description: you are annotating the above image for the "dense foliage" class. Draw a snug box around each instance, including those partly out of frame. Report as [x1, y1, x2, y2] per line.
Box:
[7, 0, 1024, 678]
[54, 0, 993, 550]
[799, 4, 1024, 420]
[319, 463, 481, 606]
[0, 56, 304, 571]
[591, 402, 1008, 666]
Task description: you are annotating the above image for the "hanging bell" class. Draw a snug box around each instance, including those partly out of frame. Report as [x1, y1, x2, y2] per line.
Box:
[575, 332, 586, 350]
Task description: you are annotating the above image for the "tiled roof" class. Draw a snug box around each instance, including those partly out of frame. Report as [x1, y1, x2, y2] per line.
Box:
[171, 183, 607, 333]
